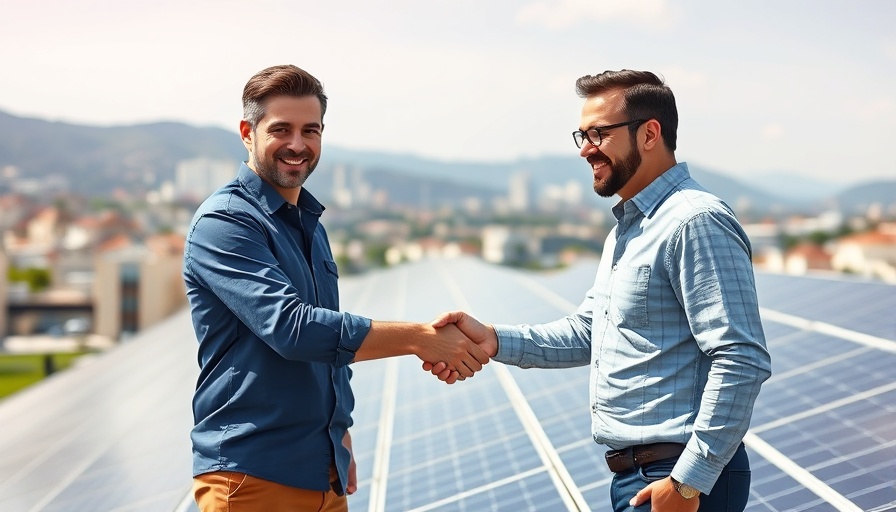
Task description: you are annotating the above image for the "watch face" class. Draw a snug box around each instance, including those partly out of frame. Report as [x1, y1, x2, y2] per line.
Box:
[676, 482, 700, 499]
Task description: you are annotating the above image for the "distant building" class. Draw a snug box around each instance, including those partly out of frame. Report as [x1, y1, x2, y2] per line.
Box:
[175, 158, 238, 203]
[26, 207, 61, 251]
[830, 224, 896, 283]
[540, 180, 584, 210]
[331, 165, 372, 209]
[3, 206, 64, 257]
[93, 234, 187, 339]
[59, 210, 139, 253]
[755, 246, 784, 273]
[0, 246, 7, 339]
[482, 226, 540, 265]
[385, 238, 466, 265]
[784, 243, 833, 275]
[781, 211, 844, 236]
[508, 172, 531, 212]
[742, 221, 781, 255]
[332, 164, 352, 208]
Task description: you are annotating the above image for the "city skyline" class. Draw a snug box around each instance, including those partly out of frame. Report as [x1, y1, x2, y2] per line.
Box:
[2, 0, 895, 186]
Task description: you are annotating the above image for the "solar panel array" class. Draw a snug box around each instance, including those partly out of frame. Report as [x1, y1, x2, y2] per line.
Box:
[0, 309, 196, 512]
[1, 257, 894, 511]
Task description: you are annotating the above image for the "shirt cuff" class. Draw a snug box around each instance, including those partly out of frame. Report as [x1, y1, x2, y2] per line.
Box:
[670, 445, 727, 495]
[335, 312, 371, 367]
[492, 324, 526, 366]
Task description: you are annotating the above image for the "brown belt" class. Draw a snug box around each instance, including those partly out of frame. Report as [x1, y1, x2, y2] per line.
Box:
[605, 442, 685, 473]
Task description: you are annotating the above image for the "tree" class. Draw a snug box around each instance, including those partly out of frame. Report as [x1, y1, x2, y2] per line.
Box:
[7, 266, 52, 293]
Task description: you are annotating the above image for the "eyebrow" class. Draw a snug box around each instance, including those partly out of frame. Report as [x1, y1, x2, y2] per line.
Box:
[267, 121, 322, 131]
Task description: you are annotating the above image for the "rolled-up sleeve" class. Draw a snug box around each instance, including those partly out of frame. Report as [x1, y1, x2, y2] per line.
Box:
[336, 312, 371, 366]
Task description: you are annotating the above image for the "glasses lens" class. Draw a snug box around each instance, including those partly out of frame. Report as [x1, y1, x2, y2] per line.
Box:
[573, 131, 586, 148]
[587, 130, 600, 147]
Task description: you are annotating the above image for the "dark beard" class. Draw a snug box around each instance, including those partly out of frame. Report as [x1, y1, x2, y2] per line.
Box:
[593, 143, 642, 198]
[252, 145, 317, 190]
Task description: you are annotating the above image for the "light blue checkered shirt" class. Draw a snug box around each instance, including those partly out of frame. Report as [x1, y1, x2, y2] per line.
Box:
[493, 162, 772, 493]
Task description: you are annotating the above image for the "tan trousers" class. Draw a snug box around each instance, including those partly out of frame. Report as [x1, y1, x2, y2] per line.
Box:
[193, 470, 348, 512]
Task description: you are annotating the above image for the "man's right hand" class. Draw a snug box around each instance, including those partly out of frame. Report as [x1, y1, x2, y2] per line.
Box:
[416, 322, 490, 377]
[424, 311, 498, 382]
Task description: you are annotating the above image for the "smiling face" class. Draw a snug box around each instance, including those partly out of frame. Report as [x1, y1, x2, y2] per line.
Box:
[578, 90, 643, 199]
[240, 94, 324, 204]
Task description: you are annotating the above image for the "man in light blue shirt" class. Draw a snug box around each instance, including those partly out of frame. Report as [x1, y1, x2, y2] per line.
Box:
[429, 70, 771, 512]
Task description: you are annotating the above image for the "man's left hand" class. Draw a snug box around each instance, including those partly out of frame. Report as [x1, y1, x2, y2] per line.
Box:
[342, 432, 357, 495]
[630, 477, 699, 512]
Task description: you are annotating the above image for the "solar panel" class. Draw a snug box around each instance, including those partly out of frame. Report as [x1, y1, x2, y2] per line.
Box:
[0, 310, 196, 512]
[1, 257, 894, 512]
[340, 258, 896, 511]
[755, 273, 896, 340]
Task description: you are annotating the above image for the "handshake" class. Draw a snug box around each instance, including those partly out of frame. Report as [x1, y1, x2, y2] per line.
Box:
[419, 311, 497, 385]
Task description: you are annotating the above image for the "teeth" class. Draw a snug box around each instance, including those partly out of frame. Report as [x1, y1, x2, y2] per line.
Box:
[280, 157, 305, 165]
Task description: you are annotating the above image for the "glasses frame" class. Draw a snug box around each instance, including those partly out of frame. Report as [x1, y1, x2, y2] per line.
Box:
[572, 119, 648, 149]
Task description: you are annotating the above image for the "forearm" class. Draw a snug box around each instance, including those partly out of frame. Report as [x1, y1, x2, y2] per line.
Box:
[353, 321, 429, 362]
[354, 321, 489, 377]
[493, 314, 592, 369]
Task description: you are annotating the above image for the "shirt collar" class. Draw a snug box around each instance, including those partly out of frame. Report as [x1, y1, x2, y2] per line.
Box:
[236, 162, 325, 217]
[628, 162, 691, 218]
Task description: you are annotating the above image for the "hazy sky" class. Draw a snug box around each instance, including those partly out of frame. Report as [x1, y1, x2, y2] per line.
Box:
[2, 0, 894, 185]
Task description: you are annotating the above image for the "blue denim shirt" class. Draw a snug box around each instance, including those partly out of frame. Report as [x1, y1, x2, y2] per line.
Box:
[493, 163, 771, 493]
[183, 163, 371, 493]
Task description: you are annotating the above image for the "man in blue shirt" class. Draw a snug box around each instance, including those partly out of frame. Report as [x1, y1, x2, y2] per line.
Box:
[428, 70, 772, 512]
[183, 64, 490, 512]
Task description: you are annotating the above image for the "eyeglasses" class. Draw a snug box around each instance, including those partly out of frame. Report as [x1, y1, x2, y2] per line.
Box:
[572, 119, 647, 149]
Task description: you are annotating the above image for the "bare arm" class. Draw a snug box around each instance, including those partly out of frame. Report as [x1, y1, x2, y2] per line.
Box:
[354, 320, 490, 377]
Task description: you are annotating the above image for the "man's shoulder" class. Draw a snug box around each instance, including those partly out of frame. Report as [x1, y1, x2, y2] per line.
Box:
[669, 178, 733, 216]
[186, 183, 271, 246]
[194, 180, 261, 217]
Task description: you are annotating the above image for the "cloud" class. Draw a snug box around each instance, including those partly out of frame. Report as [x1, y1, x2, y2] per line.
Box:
[515, 0, 674, 30]
[761, 123, 785, 141]
[842, 97, 896, 121]
[884, 38, 896, 61]
[660, 67, 709, 90]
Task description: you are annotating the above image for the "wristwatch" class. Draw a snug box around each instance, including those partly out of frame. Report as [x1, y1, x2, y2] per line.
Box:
[670, 477, 700, 499]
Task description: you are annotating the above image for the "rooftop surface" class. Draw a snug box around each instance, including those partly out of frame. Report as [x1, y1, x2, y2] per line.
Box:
[1, 256, 894, 512]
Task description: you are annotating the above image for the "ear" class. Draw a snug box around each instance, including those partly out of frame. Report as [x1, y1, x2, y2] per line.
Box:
[641, 119, 663, 151]
[239, 120, 254, 151]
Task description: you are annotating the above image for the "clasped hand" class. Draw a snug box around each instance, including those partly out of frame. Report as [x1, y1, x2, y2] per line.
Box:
[423, 311, 498, 384]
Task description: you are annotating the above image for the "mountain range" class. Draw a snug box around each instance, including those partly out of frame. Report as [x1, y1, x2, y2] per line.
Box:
[1, 110, 892, 217]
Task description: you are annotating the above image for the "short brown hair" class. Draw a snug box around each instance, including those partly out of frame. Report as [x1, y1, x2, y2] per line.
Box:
[242, 65, 328, 129]
[575, 70, 678, 152]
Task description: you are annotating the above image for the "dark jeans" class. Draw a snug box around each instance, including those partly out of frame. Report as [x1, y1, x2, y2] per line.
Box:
[609, 443, 750, 512]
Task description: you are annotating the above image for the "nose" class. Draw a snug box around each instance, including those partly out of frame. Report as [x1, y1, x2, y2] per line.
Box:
[579, 140, 597, 158]
[287, 131, 307, 152]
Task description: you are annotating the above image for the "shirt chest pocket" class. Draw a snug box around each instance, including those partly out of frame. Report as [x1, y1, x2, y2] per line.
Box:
[611, 265, 650, 329]
[314, 258, 340, 310]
